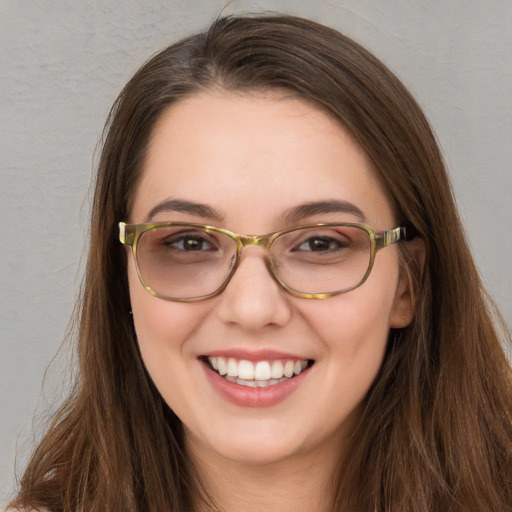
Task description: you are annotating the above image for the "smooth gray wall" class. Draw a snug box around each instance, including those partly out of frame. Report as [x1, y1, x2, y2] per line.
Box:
[1, 0, 511, 504]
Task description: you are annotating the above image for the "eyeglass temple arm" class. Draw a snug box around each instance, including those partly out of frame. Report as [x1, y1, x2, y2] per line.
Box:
[375, 226, 415, 249]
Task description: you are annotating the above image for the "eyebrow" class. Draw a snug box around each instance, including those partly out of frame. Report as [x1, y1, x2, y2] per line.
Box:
[146, 198, 366, 225]
[280, 200, 367, 224]
[146, 198, 225, 222]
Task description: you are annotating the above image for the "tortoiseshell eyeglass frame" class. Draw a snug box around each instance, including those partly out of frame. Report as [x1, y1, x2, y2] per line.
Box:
[119, 221, 410, 302]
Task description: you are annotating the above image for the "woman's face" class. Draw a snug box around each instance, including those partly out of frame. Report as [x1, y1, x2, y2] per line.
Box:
[127, 90, 412, 467]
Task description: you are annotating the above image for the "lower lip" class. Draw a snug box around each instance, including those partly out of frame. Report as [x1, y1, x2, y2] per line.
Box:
[202, 362, 310, 408]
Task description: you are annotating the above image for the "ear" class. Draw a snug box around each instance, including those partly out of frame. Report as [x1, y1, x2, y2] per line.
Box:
[390, 237, 425, 328]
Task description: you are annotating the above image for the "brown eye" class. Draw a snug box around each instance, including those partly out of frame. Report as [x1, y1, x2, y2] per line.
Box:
[165, 235, 216, 252]
[295, 236, 348, 252]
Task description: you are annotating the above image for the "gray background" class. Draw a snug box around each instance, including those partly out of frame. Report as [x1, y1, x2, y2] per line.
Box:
[1, 0, 511, 505]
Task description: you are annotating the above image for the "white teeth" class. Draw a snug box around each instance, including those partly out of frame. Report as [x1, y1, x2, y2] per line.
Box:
[270, 360, 284, 379]
[227, 358, 238, 377]
[207, 356, 309, 384]
[254, 361, 271, 380]
[238, 360, 255, 380]
[217, 357, 227, 375]
[283, 360, 294, 378]
[236, 377, 289, 388]
[238, 378, 257, 387]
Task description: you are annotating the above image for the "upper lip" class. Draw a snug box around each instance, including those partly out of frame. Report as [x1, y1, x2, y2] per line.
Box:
[200, 349, 311, 362]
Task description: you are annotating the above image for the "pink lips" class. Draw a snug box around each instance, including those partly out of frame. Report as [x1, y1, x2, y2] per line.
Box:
[200, 349, 312, 408]
[205, 349, 307, 362]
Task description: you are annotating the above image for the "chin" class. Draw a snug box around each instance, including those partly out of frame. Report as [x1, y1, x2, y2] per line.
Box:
[186, 413, 345, 469]
[212, 439, 305, 467]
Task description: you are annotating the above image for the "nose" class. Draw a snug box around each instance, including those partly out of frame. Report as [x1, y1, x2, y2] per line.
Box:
[215, 249, 293, 332]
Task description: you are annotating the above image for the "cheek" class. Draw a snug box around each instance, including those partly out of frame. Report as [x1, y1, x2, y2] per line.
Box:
[127, 261, 207, 380]
[128, 277, 213, 418]
[311, 297, 391, 359]
[303, 259, 399, 362]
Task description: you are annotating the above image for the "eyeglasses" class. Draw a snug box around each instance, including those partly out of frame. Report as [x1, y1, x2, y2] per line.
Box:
[119, 221, 409, 302]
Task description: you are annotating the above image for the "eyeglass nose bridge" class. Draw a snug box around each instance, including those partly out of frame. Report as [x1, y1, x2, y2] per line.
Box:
[237, 233, 267, 248]
[234, 232, 281, 260]
[223, 233, 281, 288]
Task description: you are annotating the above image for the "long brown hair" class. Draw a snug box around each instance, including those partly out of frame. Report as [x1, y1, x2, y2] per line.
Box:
[10, 13, 512, 512]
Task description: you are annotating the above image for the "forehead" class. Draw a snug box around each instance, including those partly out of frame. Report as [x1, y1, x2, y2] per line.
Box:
[131, 90, 394, 230]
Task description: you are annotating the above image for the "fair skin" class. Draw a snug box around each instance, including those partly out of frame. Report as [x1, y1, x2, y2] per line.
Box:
[127, 90, 414, 511]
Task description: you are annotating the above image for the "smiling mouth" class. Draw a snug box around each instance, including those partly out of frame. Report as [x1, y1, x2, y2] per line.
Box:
[203, 356, 314, 388]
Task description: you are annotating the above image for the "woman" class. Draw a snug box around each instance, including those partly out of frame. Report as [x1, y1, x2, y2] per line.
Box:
[9, 13, 512, 512]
